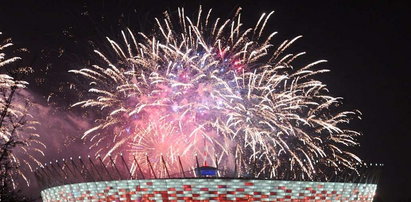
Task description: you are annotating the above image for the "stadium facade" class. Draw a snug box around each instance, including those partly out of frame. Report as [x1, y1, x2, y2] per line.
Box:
[36, 156, 380, 201]
[41, 178, 377, 201]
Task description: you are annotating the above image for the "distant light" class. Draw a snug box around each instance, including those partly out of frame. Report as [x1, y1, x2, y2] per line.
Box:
[171, 104, 179, 112]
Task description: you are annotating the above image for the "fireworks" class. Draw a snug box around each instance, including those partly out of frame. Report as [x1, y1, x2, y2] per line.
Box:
[71, 7, 361, 179]
[0, 33, 44, 187]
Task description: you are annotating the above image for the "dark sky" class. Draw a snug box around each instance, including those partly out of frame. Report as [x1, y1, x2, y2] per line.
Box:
[0, 0, 409, 201]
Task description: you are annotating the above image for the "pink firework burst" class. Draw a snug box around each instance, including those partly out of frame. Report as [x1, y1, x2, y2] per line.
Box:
[71, 6, 362, 179]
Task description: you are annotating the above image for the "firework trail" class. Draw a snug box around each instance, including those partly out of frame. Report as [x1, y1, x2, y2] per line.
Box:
[0, 32, 45, 187]
[71, 7, 362, 179]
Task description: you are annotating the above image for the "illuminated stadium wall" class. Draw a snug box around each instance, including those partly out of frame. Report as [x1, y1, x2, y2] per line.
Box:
[41, 178, 377, 201]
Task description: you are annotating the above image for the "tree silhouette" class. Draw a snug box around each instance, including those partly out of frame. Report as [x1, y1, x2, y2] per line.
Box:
[0, 32, 41, 201]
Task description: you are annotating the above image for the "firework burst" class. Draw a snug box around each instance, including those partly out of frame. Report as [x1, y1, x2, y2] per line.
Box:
[71, 7, 362, 179]
[0, 32, 45, 187]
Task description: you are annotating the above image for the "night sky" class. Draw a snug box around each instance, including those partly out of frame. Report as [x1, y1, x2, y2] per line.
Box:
[0, 0, 409, 201]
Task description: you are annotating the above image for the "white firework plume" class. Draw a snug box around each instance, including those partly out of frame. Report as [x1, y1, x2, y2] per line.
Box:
[71, 7, 362, 179]
[0, 32, 45, 187]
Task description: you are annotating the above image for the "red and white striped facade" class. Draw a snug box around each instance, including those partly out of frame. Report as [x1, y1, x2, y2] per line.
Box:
[41, 178, 376, 201]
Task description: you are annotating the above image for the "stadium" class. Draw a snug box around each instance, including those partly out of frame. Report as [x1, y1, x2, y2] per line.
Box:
[36, 155, 380, 201]
[30, 6, 383, 201]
